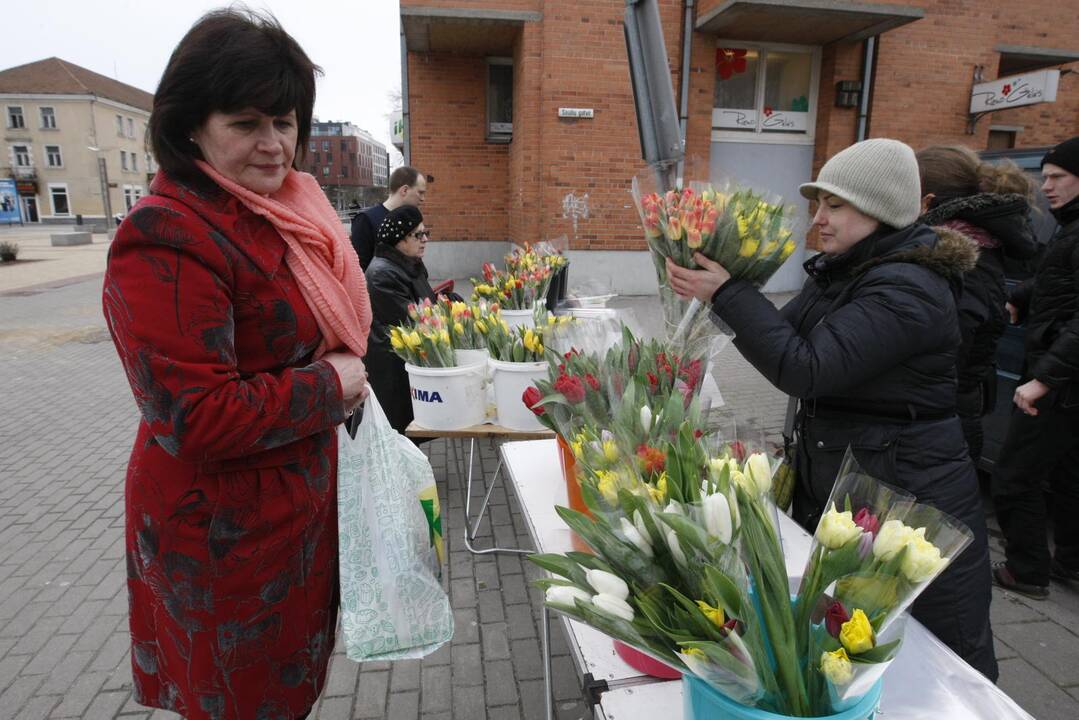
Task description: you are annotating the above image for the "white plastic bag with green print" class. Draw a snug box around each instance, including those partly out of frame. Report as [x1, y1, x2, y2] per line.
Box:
[337, 390, 452, 661]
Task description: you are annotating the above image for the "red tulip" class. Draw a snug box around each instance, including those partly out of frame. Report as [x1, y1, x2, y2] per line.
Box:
[853, 507, 880, 537]
[522, 386, 545, 416]
[825, 601, 850, 638]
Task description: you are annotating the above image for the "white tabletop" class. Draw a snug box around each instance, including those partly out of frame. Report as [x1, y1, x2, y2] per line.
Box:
[501, 439, 1033, 720]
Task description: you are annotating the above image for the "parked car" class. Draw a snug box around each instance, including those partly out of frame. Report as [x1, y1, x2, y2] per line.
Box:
[977, 147, 1058, 473]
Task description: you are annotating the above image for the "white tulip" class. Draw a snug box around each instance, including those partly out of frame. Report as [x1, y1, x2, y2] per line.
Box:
[815, 503, 863, 550]
[593, 593, 635, 622]
[545, 585, 593, 608]
[640, 405, 653, 433]
[620, 517, 654, 558]
[666, 529, 689, 569]
[873, 519, 916, 562]
[900, 527, 948, 583]
[664, 500, 685, 516]
[701, 492, 734, 544]
[632, 510, 651, 547]
[585, 569, 630, 601]
[744, 452, 773, 495]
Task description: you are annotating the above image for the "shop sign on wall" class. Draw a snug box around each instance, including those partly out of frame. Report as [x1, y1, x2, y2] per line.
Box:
[970, 69, 1060, 114]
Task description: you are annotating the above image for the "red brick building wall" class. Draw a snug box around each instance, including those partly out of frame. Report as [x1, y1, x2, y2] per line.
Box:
[404, 0, 1079, 252]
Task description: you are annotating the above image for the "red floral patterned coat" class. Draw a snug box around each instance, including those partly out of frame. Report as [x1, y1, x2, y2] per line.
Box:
[103, 171, 351, 719]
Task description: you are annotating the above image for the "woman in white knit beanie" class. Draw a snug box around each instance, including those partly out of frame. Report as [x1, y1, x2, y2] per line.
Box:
[668, 138, 997, 681]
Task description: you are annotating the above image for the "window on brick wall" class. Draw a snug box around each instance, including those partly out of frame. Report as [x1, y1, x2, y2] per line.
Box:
[486, 58, 513, 142]
[713, 41, 819, 143]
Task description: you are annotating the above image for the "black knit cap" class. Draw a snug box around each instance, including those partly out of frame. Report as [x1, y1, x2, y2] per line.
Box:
[1042, 136, 1079, 177]
[376, 205, 424, 245]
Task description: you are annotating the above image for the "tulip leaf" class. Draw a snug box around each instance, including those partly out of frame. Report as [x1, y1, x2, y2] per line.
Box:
[528, 552, 590, 588]
[849, 636, 901, 664]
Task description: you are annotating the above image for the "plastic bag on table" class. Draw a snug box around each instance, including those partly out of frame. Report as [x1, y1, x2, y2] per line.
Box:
[337, 390, 452, 661]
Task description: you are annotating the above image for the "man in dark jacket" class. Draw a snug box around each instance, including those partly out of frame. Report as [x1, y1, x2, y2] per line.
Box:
[993, 136, 1079, 600]
[350, 166, 427, 271]
[667, 138, 997, 681]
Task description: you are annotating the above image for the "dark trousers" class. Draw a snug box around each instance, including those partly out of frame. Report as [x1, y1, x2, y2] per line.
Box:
[992, 403, 1079, 585]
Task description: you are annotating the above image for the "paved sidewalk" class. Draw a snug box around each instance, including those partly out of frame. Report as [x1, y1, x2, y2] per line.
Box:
[1, 277, 1078, 719]
[0, 226, 113, 295]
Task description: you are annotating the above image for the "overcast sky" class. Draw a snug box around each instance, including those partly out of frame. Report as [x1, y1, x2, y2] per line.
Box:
[1, 0, 403, 160]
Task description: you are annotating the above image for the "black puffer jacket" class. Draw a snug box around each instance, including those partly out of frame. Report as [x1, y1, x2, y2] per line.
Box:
[712, 223, 978, 511]
[920, 193, 1036, 402]
[710, 223, 997, 680]
[1010, 197, 1079, 410]
[364, 244, 437, 433]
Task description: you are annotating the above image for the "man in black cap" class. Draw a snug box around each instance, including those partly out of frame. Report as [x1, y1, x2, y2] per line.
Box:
[993, 136, 1079, 599]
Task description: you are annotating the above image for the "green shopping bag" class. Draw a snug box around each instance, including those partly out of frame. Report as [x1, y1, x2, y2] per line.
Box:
[337, 390, 453, 661]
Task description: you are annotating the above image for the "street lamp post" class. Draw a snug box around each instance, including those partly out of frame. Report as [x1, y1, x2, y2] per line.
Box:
[97, 156, 114, 230]
[87, 146, 114, 230]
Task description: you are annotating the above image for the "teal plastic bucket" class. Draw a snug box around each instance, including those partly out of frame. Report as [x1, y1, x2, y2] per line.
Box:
[682, 674, 882, 720]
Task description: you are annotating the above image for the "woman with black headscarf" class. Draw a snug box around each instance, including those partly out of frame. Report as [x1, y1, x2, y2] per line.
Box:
[365, 205, 438, 433]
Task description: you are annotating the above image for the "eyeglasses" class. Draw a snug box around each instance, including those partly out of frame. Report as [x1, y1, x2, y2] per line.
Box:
[411, 230, 430, 239]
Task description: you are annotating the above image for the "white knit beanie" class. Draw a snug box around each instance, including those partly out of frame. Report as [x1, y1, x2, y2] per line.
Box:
[799, 138, 921, 228]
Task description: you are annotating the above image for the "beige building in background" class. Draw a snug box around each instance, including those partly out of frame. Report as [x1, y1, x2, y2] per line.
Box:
[0, 57, 154, 225]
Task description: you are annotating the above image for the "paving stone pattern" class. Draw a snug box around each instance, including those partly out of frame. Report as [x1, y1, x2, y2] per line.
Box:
[1, 280, 1079, 719]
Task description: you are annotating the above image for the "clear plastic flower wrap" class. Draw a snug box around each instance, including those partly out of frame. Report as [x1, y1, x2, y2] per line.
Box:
[631, 160, 801, 348]
[792, 449, 975, 714]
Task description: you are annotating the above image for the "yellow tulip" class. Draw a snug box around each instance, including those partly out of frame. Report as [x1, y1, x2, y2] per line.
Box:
[695, 600, 725, 629]
[596, 470, 619, 504]
[440, 330, 450, 345]
[738, 236, 760, 258]
[820, 648, 853, 685]
[839, 609, 874, 655]
[454, 322, 465, 335]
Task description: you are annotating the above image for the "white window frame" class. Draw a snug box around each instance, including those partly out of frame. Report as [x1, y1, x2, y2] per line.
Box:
[127, 117, 135, 138]
[48, 183, 71, 216]
[120, 150, 128, 171]
[131, 153, 138, 172]
[116, 114, 124, 136]
[486, 57, 514, 142]
[44, 144, 63, 168]
[40, 106, 57, 129]
[12, 144, 32, 167]
[7, 106, 25, 129]
[711, 39, 821, 146]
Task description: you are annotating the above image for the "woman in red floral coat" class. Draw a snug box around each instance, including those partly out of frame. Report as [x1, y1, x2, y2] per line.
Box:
[102, 10, 371, 719]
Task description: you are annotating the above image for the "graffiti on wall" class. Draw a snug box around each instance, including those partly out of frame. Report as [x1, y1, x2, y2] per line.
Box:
[562, 192, 589, 236]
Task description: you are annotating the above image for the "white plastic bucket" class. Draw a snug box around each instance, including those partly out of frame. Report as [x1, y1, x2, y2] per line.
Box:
[455, 348, 490, 368]
[405, 363, 487, 430]
[490, 358, 548, 430]
[502, 307, 536, 331]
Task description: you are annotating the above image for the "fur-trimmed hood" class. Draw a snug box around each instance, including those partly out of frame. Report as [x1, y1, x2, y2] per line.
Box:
[919, 192, 1037, 260]
[808, 222, 978, 286]
[853, 224, 979, 280]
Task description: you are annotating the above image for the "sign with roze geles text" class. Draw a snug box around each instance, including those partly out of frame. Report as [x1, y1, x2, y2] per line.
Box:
[970, 69, 1060, 114]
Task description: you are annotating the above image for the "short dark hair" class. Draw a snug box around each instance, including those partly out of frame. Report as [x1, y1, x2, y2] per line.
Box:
[149, 9, 322, 182]
[389, 166, 423, 192]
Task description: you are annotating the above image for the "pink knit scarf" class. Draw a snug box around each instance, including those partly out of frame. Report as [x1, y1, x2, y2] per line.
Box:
[196, 160, 371, 358]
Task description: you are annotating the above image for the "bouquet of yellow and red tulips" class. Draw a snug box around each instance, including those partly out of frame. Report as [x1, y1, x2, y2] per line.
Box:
[389, 316, 456, 367]
[634, 181, 799, 289]
[505, 241, 569, 276]
[471, 261, 555, 310]
[432, 297, 502, 350]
